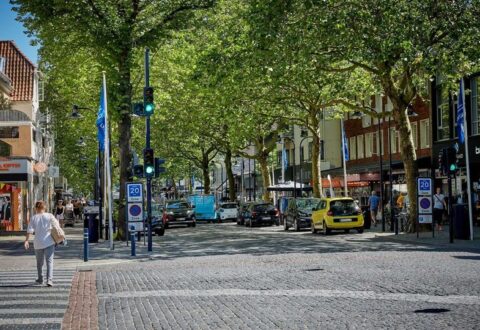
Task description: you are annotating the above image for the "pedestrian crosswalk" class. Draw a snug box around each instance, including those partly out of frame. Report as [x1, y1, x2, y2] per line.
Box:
[0, 269, 75, 329]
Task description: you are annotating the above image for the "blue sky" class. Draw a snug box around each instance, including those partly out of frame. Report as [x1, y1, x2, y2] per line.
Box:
[0, 1, 39, 64]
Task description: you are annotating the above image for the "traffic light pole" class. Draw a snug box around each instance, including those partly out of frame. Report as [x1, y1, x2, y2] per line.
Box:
[145, 48, 153, 252]
[448, 172, 454, 244]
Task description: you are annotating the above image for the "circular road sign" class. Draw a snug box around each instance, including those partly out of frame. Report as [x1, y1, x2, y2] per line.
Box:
[129, 204, 142, 217]
[420, 197, 431, 209]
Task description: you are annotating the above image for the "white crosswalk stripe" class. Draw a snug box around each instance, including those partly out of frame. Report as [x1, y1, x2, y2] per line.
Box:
[0, 269, 75, 329]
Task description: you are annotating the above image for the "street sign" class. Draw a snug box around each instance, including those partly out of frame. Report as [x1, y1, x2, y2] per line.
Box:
[127, 202, 144, 222]
[127, 182, 143, 202]
[417, 178, 432, 196]
[418, 196, 432, 214]
[419, 214, 432, 224]
[128, 221, 144, 232]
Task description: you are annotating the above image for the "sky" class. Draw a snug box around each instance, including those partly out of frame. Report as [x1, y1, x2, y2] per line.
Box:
[0, 1, 39, 64]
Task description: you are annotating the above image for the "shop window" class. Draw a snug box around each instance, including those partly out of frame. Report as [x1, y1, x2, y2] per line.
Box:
[0, 141, 11, 157]
[420, 119, 430, 148]
[349, 136, 357, 160]
[357, 135, 364, 159]
[436, 85, 450, 141]
[0, 127, 19, 138]
[472, 77, 480, 135]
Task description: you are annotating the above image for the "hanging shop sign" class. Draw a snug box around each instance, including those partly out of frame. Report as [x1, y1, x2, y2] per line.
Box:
[0, 159, 32, 174]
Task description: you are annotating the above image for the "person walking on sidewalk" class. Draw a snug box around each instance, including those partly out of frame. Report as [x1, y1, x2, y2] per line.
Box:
[24, 201, 57, 287]
[368, 191, 380, 227]
[433, 187, 446, 231]
[55, 200, 65, 228]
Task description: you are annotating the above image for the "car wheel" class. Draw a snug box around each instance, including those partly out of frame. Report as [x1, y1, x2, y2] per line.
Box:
[323, 221, 330, 235]
[164, 223, 169, 229]
[191, 221, 196, 227]
[155, 228, 165, 236]
[357, 228, 364, 234]
[311, 223, 317, 234]
[294, 219, 300, 232]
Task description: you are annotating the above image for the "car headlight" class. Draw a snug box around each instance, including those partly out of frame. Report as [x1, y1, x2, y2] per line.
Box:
[166, 211, 174, 215]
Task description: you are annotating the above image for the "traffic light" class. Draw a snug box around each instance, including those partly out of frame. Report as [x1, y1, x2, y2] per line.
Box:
[133, 102, 144, 116]
[154, 158, 166, 178]
[446, 147, 458, 175]
[133, 164, 144, 178]
[143, 148, 155, 177]
[143, 87, 154, 116]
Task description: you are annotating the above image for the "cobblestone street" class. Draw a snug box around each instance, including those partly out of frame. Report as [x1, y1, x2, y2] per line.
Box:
[95, 223, 480, 329]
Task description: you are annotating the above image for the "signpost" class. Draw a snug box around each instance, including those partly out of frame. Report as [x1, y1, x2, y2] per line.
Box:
[416, 177, 433, 238]
[126, 182, 145, 251]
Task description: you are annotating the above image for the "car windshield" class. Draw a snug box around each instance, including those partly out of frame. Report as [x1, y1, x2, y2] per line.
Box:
[166, 202, 189, 209]
[329, 200, 358, 216]
[253, 204, 275, 212]
[221, 203, 237, 209]
[296, 198, 321, 211]
[152, 205, 163, 217]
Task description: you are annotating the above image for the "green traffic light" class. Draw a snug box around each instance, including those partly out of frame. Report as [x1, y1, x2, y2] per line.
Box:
[145, 103, 154, 113]
[450, 164, 456, 171]
[145, 166, 154, 174]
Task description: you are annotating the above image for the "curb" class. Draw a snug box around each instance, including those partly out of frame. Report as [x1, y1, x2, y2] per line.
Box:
[374, 234, 480, 253]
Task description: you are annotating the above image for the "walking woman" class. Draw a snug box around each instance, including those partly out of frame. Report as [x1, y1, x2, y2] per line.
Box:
[433, 187, 446, 231]
[24, 201, 56, 287]
[55, 200, 65, 228]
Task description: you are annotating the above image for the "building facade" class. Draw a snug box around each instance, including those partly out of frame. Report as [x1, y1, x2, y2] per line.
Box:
[0, 40, 53, 231]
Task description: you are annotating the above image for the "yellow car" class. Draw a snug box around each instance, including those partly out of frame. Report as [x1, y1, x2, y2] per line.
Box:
[311, 198, 364, 235]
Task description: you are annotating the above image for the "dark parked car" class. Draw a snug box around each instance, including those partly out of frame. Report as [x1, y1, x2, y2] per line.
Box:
[163, 200, 196, 228]
[284, 198, 321, 231]
[244, 202, 279, 227]
[236, 202, 253, 225]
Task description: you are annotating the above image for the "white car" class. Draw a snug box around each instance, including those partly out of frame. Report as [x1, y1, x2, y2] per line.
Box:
[216, 203, 239, 222]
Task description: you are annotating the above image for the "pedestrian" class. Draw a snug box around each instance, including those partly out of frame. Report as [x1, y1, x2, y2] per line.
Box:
[396, 192, 405, 209]
[24, 201, 57, 287]
[55, 200, 65, 228]
[368, 191, 380, 227]
[433, 187, 446, 231]
[2, 196, 11, 221]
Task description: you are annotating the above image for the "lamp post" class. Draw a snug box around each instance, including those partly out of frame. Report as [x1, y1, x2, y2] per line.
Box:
[283, 136, 296, 198]
[300, 136, 313, 196]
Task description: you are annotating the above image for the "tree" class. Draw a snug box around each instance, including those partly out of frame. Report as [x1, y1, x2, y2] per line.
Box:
[13, 0, 215, 239]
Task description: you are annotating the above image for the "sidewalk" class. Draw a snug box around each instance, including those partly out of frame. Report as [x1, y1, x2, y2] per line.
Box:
[372, 225, 480, 252]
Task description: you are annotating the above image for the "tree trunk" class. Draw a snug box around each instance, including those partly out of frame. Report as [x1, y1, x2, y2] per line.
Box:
[116, 48, 133, 241]
[202, 154, 211, 194]
[393, 104, 418, 232]
[311, 133, 321, 198]
[258, 155, 271, 202]
[224, 148, 236, 202]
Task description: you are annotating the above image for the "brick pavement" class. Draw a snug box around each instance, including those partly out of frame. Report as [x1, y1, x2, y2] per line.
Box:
[94, 223, 480, 329]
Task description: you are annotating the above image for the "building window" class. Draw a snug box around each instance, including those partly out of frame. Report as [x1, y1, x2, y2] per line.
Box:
[365, 132, 373, 157]
[0, 57, 5, 73]
[390, 127, 397, 154]
[308, 142, 312, 161]
[357, 135, 364, 159]
[349, 136, 357, 160]
[411, 122, 418, 149]
[420, 119, 430, 148]
[362, 115, 371, 128]
[38, 80, 44, 102]
[300, 146, 305, 162]
[0, 127, 19, 138]
[436, 86, 450, 141]
[0, 141, 10, 157]
[472, 77, 480, 135]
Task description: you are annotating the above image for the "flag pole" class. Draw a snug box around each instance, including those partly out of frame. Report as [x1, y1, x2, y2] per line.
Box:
[341, 119, 348, 196]
[461, 79, 474, 240]
[103, 72, 114, 250]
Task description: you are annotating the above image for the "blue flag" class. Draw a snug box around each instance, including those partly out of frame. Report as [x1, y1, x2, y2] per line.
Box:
[96, 86, 105, 151]
[457, 79, 465, 144]
[282, 147, 288, 168]
[342, 121, 349, 161]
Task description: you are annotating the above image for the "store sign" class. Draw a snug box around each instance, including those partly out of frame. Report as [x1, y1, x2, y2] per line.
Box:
[34, 162, 48, 173]
[49, 166, 60, 178]
[0, 160, 31, 174]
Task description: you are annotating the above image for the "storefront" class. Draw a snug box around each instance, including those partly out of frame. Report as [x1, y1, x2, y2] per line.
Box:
[0, 159, 31, 231]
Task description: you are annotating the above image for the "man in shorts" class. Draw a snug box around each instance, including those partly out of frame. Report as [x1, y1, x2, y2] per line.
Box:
[368, 191, 380, 227]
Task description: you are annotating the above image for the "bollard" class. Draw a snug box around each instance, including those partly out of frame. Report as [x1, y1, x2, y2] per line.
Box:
[130, 226, 136, 257]
[83, 228, 89, 262]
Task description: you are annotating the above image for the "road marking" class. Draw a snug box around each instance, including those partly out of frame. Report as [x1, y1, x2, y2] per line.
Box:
[98, 288, 480, 305]
[0, 317, 63, 325]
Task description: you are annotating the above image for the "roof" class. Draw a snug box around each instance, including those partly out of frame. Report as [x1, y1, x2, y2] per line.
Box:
[0, 41, 36, 101]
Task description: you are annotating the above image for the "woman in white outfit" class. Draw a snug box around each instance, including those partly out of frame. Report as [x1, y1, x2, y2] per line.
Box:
[24, 201, 56, 287]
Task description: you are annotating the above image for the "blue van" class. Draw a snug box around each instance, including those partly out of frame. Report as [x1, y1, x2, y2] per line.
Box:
[188, 194, 217, 221]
